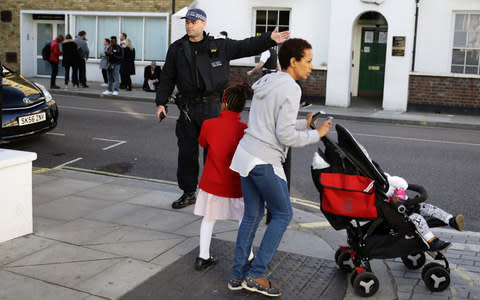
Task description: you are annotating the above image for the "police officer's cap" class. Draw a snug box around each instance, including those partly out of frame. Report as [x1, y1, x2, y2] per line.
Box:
[182, 8, 207, 21]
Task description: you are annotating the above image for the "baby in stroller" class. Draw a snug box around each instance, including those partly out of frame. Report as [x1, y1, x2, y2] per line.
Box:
[386, 174, 465, 251]
[311, 123, 465, 296]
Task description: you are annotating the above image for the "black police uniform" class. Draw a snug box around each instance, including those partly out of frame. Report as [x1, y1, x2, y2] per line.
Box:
[156, 31, 276, 198]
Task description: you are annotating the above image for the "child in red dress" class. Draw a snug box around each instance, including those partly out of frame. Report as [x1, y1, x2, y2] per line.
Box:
[194, 84, 254, 270]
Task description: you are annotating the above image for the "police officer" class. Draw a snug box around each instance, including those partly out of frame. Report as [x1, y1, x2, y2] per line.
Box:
[155, 8, 289, 209]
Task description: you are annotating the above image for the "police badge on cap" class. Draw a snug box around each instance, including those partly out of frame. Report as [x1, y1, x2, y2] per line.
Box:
[181, 8, 207, 21]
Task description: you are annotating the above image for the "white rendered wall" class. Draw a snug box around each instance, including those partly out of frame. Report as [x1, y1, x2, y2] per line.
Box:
[415, 0, 480, 75]
[192, 0, 330, 69]
[326, 0, 416, 111]
[0, 149, 36, 243]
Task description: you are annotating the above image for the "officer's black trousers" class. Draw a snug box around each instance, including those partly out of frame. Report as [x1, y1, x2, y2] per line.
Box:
[175, 101, 221, 194]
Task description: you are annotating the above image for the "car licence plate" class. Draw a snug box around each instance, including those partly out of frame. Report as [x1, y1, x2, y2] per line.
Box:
[18, 112, 46, 126]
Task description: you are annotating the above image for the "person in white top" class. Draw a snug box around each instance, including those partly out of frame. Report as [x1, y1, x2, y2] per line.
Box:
[228, 38, 332, 297]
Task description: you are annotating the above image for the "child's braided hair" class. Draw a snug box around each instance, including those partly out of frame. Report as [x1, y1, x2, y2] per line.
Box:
[222, 83, 253, 113]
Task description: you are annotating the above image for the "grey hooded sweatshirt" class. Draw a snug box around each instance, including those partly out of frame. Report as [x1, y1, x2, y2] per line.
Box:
[238, 71, 320, 168]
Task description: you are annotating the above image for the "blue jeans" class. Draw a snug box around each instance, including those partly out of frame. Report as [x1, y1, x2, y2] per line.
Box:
[107, 64, 120, 92]
[231, 164, 292, 279]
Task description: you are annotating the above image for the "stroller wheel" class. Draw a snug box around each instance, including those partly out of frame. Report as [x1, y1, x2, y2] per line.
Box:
[401, 252, 426, 269]
[421, 262, 443, 279]
[423, 265, 450, 292]
[350, 267, 366, 285]
[353, 272, 379, 297]
[334, 246, 350, 263]
[336, 250, 355, 272]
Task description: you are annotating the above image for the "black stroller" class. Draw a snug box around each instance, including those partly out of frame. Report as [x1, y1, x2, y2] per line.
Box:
[311, 124, 452, 297]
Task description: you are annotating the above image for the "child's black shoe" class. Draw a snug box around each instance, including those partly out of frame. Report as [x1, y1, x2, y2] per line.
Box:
[429, 238, 452, 251]
[449, 215, 465, 231]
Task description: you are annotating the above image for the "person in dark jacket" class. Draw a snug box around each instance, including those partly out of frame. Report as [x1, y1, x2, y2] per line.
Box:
[74, 30, 89, 88]
[155, 8, 289, 209]
[121, 38, 136, 91]
[48, 34, 64, 89]
[103, 36, 123, 96]
[143, 61, 161, 92]
[62, 34, 79, 88]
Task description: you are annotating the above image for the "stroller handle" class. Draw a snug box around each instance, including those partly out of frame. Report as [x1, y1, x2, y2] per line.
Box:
[403, 184, 428, 205]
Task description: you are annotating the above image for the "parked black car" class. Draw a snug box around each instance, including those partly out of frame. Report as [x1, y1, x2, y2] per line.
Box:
[1, 64, 59, 142]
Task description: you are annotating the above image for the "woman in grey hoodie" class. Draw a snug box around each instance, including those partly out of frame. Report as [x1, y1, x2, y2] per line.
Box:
[228, 38, 332, 297]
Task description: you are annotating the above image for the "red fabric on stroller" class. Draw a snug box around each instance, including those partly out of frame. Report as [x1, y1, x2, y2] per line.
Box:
[320, 173, 378, 218]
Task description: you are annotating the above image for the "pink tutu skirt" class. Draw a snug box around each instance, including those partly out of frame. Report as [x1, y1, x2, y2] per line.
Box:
[194, 189, 244, 221]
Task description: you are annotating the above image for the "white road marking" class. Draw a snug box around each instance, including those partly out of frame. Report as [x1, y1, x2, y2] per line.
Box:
[60, 105, 179, 119]
[46, 132, 65, 136]
[348, 132, 480, 147]
[92, 137, 127, 151]
[53, 157, 83, 169]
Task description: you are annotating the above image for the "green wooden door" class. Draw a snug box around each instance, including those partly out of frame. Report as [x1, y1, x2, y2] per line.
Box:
[358, 28, 387, 96]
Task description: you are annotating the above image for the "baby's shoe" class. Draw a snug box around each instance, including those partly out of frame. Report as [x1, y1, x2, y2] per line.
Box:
[449, 215, 465, 231]
[429, 237, 452, 251]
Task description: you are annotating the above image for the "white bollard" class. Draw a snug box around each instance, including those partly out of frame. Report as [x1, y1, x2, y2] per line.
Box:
[0, 149, 37, 243]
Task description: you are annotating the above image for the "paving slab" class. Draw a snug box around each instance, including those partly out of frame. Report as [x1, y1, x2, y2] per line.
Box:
[6, 243, 122, 267]
[33, 177, 103, 201]
[34, 195, 118, 221]
[150, 237, 199, 267]
[0, 270, 91, 300]
[35, 218, 122, 245]
[76, 183, 152, 202]
[6, 259, 122, 288]
[74, 258, 163, 299]
[0, 235, 56, 266]
[126, 190, 183, 209]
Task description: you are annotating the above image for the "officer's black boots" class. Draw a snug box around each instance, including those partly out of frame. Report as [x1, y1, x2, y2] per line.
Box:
[172, 192, 196, 209]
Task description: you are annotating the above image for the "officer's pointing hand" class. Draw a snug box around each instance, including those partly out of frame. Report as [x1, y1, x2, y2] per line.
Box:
[271, 27, 290, 44]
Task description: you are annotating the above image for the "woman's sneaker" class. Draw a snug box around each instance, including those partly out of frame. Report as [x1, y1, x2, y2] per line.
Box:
[227, 278, 244, 291]
[449, 215, 465, 231]
[242, 276, 281, 297]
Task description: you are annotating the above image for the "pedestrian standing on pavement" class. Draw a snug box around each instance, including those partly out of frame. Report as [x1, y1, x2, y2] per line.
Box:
[48, 34, 64, 89]
[103, 36, 123, 96]
[62, 34, 80, 89]
[119, 32, 128, 89]
[193, 84, 254, 271]
[228, 38, 332, 297]
[75, 30, 89, 88]
[99, 38, 111, 87]
[155, 8, 289, 210]
[246, 47, 280, 77]
[122, 38, 136, 91]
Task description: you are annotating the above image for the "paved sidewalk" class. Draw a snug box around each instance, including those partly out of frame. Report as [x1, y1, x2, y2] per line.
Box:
[31, 77, 480, 130]
[1, 79, 478, 299]
[0, 168, 479, 299]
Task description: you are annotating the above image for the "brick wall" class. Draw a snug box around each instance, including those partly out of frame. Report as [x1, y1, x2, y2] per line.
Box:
[229, 65, 327, 101]
[408, 75, 480, 113]
[0, 0, 192, 71]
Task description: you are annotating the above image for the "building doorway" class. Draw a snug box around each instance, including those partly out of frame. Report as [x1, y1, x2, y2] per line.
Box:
[351, 12, 388, 107]
[35, 20, 65, 77]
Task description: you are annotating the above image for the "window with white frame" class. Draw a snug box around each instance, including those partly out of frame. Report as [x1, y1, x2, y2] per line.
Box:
[74, 14, 167, 62]
[452, 13, 480, 74]
[254, 9, 290, 62]
[255, 9, 290, 36]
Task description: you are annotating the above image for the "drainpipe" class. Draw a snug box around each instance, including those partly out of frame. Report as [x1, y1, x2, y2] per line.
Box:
[172, 0, 176, 14]
[412, 0, 420, 71]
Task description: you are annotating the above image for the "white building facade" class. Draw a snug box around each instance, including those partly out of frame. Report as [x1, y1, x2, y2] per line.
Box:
[13, 0, 480, 113]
